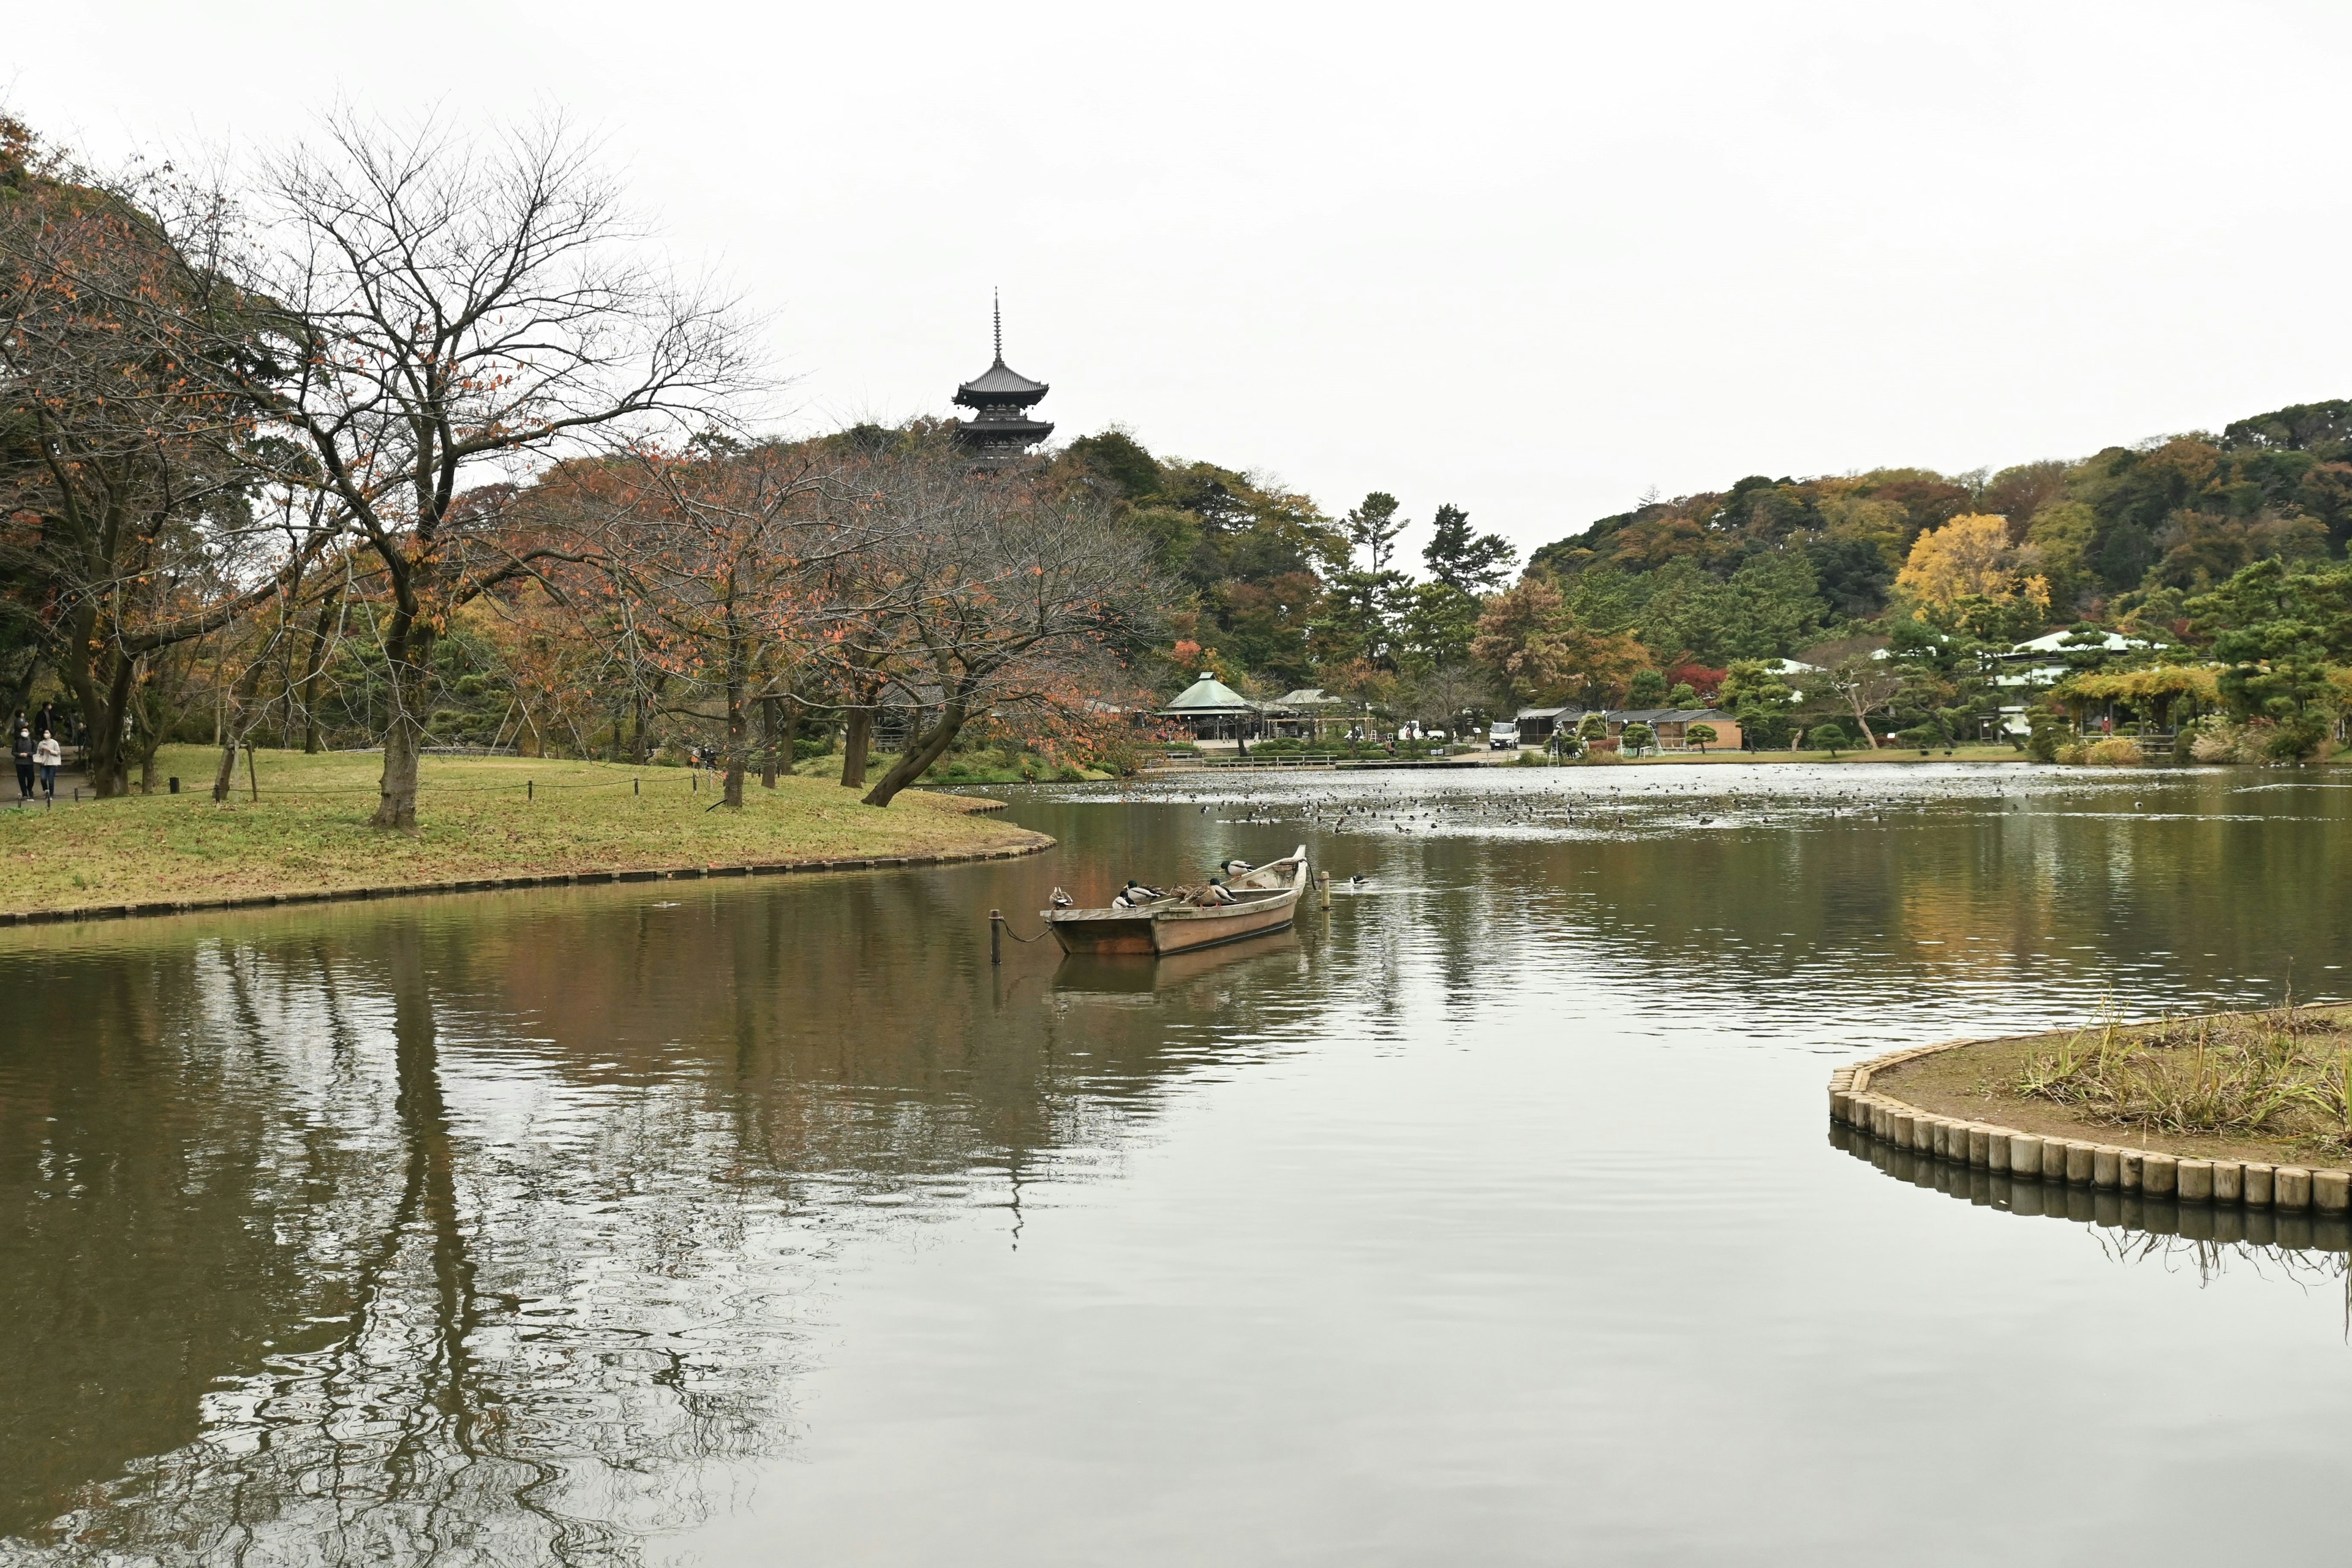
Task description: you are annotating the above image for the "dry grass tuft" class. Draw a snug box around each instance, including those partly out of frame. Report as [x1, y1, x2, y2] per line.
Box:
[2018, 1002, 2352, 1152]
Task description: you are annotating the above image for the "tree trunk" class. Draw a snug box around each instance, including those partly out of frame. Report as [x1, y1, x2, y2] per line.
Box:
[780, 696, 799, 783]
[760, 695, 778, 788]
[214, 653, 273, 803]
[61, 635, 136, 798]
[298, 587, 341, 754]
[211, 734, 241, 802]
[864, 700, 968, 807]
[374, 616, 436, 829]
[723, 658, 748, 809]
[1846, 696, 1880, 748]
[840, 707, 871, 790]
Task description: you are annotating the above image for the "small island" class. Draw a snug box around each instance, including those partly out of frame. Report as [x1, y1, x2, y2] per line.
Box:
[1832, 1006, 2352, 1212]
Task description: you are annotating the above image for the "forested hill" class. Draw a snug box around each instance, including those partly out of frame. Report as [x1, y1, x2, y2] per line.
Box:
[1517, 399, 2352, 665]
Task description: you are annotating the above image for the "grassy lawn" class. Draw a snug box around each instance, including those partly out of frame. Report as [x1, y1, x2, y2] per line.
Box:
[0, 745, 1044, 914]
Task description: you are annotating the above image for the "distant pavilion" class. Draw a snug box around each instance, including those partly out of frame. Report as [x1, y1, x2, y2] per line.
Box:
[1158, 672, 1257, 741]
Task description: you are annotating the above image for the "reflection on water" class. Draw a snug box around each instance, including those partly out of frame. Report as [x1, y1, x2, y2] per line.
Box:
[4, 763, 2352, 1562]
[1830, 1123, 2352, 1256]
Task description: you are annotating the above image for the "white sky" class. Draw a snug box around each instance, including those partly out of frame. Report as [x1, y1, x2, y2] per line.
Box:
[10, 1, 2351, 567]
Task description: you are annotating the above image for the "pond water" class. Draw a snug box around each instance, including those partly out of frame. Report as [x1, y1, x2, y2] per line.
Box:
[3, 763, 2351, 1565]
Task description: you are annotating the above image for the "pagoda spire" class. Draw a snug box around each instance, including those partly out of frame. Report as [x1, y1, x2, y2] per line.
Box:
[953, 293, 1052, 466]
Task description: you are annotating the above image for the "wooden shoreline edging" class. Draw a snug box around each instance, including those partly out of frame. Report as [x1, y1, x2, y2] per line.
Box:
[0, 835, 1056, 929]
[1828, 1036, 2352, 1216]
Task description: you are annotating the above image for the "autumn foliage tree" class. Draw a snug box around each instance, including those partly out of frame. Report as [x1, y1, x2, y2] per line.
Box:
[1469, 575, 1650, 707]
[1893, 513, 2051, 631]
[0, 118, 334, 794]
[582, 440, 850, 807]
[818, 434, 1160, 808]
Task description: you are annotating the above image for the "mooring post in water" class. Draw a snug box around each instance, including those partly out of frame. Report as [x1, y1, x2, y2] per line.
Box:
[990, 908, 1003, 966]
[1317, 870, 1331, 909]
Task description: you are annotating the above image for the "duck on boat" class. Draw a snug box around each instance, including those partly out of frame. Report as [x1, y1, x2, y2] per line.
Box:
[1044, 846, 1308, 956]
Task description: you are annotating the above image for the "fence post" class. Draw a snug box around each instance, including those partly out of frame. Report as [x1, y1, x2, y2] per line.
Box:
[990, 908, 1003, 966]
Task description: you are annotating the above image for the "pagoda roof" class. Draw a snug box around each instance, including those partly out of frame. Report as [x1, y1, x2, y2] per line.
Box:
[1160, 673, 1254, 712]
[955, 356, 1049, 404]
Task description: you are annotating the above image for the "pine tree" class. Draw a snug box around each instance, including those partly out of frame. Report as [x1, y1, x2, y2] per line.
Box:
[1421, 503, 1517, 595]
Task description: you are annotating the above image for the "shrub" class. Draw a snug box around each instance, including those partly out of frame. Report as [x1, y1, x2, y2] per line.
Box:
[2026, 710, 2067, 763]
[2266, 716, 2328, 763]
[1686, 722, 1717, 753]
[2081, 737, 2144, 766]
[1809, 721, 1850, 756]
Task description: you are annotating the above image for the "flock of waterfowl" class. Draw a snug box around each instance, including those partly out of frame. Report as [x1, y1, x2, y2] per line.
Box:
[1144, 778, 1907, 837]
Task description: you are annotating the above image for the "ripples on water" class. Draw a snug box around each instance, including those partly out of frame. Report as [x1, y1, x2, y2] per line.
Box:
[2, 762, 2350, 1564]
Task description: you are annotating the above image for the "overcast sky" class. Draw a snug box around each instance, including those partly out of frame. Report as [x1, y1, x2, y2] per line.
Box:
[10, 1, 2351, 565]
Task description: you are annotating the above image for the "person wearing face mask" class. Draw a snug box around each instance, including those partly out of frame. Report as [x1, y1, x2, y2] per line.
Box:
[33, 729, 61, 799]
[10, 720, 32, 801]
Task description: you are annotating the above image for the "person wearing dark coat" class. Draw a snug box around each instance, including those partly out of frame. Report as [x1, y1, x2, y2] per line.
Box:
[10, 721, 32, 800]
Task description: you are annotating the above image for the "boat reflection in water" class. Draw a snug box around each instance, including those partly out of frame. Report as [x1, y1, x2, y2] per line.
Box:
[1830, 1124, 2352, 1276]
[1050, 930, 1306, 997]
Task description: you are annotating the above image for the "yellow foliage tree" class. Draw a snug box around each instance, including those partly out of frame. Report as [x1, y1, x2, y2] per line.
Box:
[1895, 513, 2051, 616]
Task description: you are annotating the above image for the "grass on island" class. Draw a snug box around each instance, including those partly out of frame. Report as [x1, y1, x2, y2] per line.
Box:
[1876, 1005, 2352, 1166]
[0, 745, 1043, 915]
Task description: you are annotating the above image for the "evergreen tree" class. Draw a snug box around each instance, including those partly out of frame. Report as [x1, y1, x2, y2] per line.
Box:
[1421, 503, 1516, 595]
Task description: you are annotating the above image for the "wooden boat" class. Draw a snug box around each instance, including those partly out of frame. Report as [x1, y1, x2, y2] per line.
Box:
[1043, 846, 1309, 956]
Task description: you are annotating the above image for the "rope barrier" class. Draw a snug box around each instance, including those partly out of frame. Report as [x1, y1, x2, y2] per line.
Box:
[989, 907, 1055, 964]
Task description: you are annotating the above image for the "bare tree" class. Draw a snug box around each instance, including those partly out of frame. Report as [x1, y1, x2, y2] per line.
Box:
[823, 437, 1161, 807]
[165, 111, 752, 826]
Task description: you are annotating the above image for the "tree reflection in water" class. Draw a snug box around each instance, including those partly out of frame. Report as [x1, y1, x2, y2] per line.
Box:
[1, 875, 1291, 1565]
[1829, 1122, 2352, 1324]
[14, 924, 796, 1565]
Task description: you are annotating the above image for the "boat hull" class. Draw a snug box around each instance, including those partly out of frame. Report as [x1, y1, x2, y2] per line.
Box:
[1044, 847, 1308, 957]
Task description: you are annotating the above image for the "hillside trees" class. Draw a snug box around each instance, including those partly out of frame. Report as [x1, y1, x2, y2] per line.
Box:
[1062, 431, 1340, 690]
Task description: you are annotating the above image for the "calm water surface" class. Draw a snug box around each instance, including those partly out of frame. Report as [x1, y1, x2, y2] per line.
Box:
[4, 763, 2350, 1564]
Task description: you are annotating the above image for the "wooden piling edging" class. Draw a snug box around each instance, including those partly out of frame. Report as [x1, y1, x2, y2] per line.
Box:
[1830, 1038, 2351, 1216]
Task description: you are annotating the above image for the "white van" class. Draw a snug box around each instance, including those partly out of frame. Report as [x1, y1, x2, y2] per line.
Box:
[1488, 722, 1518, 750]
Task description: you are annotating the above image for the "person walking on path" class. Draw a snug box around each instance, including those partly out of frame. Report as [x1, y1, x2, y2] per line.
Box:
[34, 731, 61, 799]
[10, 722, 32, 800]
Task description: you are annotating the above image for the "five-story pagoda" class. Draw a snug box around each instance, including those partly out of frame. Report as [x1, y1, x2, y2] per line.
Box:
[953, 292, 1054, 465]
